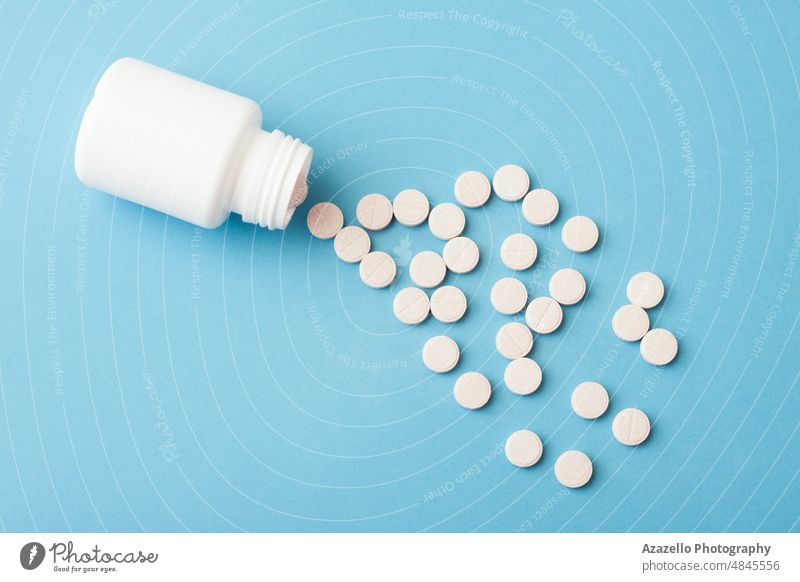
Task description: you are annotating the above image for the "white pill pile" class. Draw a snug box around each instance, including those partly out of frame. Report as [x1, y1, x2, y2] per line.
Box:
[503, 357, 542, 395]
[409, 250, 447, 288]
[496, 322, 533, 359]
[454, 171, 491, 208]
[429, 203, 465, 240]
[356, 193, 393, 231]
[430, 286, 468, 323]
[500, 233, 538, 271]
[423, 335, 460, 373]
[443, 236, 480, 274]
[392, 189, 429, 227]
[491, 277, 528, 315]
[307, 162, 683, 490]
[453, 372, 491, 409]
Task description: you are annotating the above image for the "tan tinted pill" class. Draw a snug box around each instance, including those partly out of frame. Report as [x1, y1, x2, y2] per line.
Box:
[612, 408, 651, 446]
[562, 216, 599, 253]
[505, 430, 543, 467]
[554, 450, 593, 488]
[443, 236, 480, 274]
[358, 251, 396, 288]
[490, 278, 528, 315]
[571, 382, 609, 419]
[612, 304, 650, 342]
[409, 251, 447, 288]
[393, 189, 430, 227]
[429, 203, 466, 240]
[430, 286, 468, 323]
[500, 233, 538, 271]
[627, 272, 665, 309]
[492, 164, 529, 202]
[453, 372, 491, 409]
[307, 202, 343, 239]
[640, 328, 678, 365]
[392, 287, 430, 325]
[503, 357, 542, 395]
[356, 193, 393, 231]
[522, 188, 559, 226]
[549, 268, 586, 305]
[333, 225, 371, 263]
[454, 170, 491, 208]
[525, 297, 563, 334]
[422, 335, 460, 373]
[496, 322, 533, 359]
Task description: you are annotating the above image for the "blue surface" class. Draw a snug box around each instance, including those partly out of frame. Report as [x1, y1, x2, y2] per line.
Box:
[0, 0, 798, 533]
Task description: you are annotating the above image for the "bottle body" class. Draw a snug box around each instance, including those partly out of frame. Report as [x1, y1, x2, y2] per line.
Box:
[75, 57, 312, 229]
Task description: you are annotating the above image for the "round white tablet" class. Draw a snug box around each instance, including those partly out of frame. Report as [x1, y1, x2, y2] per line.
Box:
[392, 189, 430, 227]
[306, 202, 343, 239]
[429, 203, 466, 240]
[333, 225, 371, 263]
[430, 286, 468, 323]
[548, 268, 586, 305]
[612, 408, 651, 446]
[490, 278, 528, 315]
[356, 193, 393, 231]
[562, 216, 599, 253]
[505, 430, 543, 467]
[495, 322, 533, 359]
[525, 297, 563, 334]
[442, 236, 480, 274]
[554, 450, 593, 488]
[453, 372, 491, 409]
[627, 272, 665, 309]
[422, 335, 460, 373]
[500, 233, 538, 271]
[454, 170, 491, 208]
[640, 328, 678, 365]
[409, 251, 447, 288]
[503, 357, 542, 395]
[612, 304, 650, 342]
[522, 188, 559, 226]
[358, 251, 396, 289]
[492, 164, 530, 202]
[392, 287, 430, 325]
[570, 382, 609, 419]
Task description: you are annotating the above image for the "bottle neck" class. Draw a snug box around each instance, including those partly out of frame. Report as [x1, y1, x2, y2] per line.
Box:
[231, 128, 313, 229]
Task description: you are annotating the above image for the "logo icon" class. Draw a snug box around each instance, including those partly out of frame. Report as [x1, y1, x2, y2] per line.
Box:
[20, 542, 45, 570]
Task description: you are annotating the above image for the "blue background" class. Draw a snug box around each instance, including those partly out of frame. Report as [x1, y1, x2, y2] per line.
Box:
[0, 0, 798, 533]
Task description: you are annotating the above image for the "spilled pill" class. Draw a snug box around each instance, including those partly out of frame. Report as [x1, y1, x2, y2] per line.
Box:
[503, 357, 542, 395]
[422, 335, 460, 373]
[505, 430, 543, 467]
[525, 296, 563, 334]
[359, 251, 396, 288]
[443, 236, 480, 274]
[333, 225, 370, 263]
[492, 164, 529, 202]
[627, 272, 665, 309]
[409, 251, 447, 288]
[570, 381, 609, 419]
[307, 202, 343, 239]
[640, 328, 678, 365]
[430, 285, 468, 323]
[612, 304, 649, 342]
[548, 268, 586, 305]
[393, 189, 429, 227]
[429, 203, 466, 240]
[612, 408, 651, 446]
[490, 277, 529, 315]
[356, 193, 393, 231]
[562, 215, 599, 253]
[522, 188, 559, 226]
[496, 322, 533, 359]
[453, 371, 491, 409]
[554, 450, 593, 488]
[454, 170, 491, 208]
[392, 287, 430, 325]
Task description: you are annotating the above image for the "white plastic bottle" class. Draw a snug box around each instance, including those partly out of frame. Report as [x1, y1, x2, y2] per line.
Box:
[74, 57, 313, 229]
